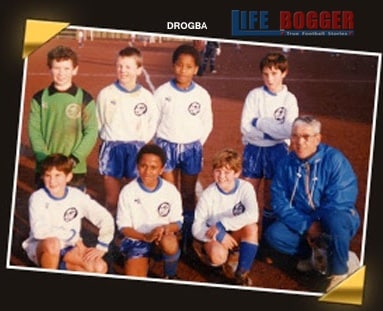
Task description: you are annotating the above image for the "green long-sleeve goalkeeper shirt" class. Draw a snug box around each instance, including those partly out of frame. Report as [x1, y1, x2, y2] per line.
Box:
[28, 83, 98, 174]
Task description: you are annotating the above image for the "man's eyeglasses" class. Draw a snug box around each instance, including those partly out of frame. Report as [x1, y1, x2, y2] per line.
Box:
[291, 133, 318, 141]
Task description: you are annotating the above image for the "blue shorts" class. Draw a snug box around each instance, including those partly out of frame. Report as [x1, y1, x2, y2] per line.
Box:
[120, 238, 162, 261]
[98, 140, 145, 179]
[155, 138, 202, 175]
[242, 143, 288, 179]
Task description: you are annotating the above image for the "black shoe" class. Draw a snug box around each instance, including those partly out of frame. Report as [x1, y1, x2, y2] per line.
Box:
[233, 271, 253, 286]
[164, 274, 179, 280]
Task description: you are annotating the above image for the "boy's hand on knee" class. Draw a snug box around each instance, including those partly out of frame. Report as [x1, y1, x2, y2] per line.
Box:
[221, 234, 238, 250]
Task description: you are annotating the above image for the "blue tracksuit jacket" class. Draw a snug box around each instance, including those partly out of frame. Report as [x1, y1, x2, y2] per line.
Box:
[271, 143, 359, 235]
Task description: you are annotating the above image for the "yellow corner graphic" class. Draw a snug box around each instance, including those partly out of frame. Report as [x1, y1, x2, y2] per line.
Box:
[319, 266, 365, 306]
[23, 19, 70, 59]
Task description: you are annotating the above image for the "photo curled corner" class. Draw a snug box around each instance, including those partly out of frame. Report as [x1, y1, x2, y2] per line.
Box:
[23, 19, 70, 59]
[319, 265, 366, 305]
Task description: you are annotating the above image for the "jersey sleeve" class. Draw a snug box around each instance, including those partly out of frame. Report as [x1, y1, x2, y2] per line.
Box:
[70, 94, 99, 162]
[153, 85, 164, 124]
[256, 92, 299, 140]
[28, 95, 50, 162]
[192, 192, 212, 242]
[143, 91, 160, 143]
[168, 187, 184, 227]
[240, 90, 265, 142]
[319, 149, 358, 212]
[81, 193, 115, 251]
[95, 87, 108, 134]
[200, 91, 213, 145]
[116, 185, 134, 231]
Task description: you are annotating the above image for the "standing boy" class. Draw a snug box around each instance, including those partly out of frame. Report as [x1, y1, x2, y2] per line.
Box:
[198, 41, 221, 76]
[96, 46, 159, 217]
[240, 52, 299, 233]
[22, 153, 115, 273]
[28, 45, 98, 191]
[116, 144, 183, 279]
[153, 44, 213, 250]
[192, 148, 259, 286]
[192, 39, 206, 76]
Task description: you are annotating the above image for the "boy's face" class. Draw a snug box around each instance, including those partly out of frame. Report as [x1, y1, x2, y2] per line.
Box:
[42, 167, 73, 198]
[213, 166, 240, 192]
[50, 59, 78, 91]
[173, 54, 198, 89]
[137, 153, 164, 189]
[116, 56, 142, 88]
[261, 66, 287, 93]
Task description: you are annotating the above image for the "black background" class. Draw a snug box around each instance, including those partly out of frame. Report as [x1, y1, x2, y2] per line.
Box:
[1, 0, 382, 309]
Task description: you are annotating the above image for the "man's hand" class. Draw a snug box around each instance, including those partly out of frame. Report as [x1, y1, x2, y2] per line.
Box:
[306, 221, 322, 247]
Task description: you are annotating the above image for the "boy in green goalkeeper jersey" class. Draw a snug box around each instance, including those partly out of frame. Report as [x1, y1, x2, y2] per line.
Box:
[28, 45, 98, 191]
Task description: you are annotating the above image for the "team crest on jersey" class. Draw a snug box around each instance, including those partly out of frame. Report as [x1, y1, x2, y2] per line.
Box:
[134, 102, 148, 116]
[65, 103, 81, 119]
[64, 207, 78, 222]
[157, 202, 171, 217]
[188, 101, 201, 115]
[274, 107, 286, 123]
[232, 201, 245, 216]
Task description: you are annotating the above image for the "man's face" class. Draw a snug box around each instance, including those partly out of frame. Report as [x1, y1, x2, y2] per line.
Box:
[291, 123, 321, 160]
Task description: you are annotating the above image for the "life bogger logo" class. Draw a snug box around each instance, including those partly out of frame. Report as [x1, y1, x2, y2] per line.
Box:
[231, 10, 354, 37]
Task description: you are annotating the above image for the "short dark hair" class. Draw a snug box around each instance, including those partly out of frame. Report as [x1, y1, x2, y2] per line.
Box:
[259, 52, 288, 73]
[136, 144, 167, 166]
[118, 46, 143, 67]
[40, 153, 73, 175]
[47, 45, 78, 68]
[172, 44, 200, 66]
